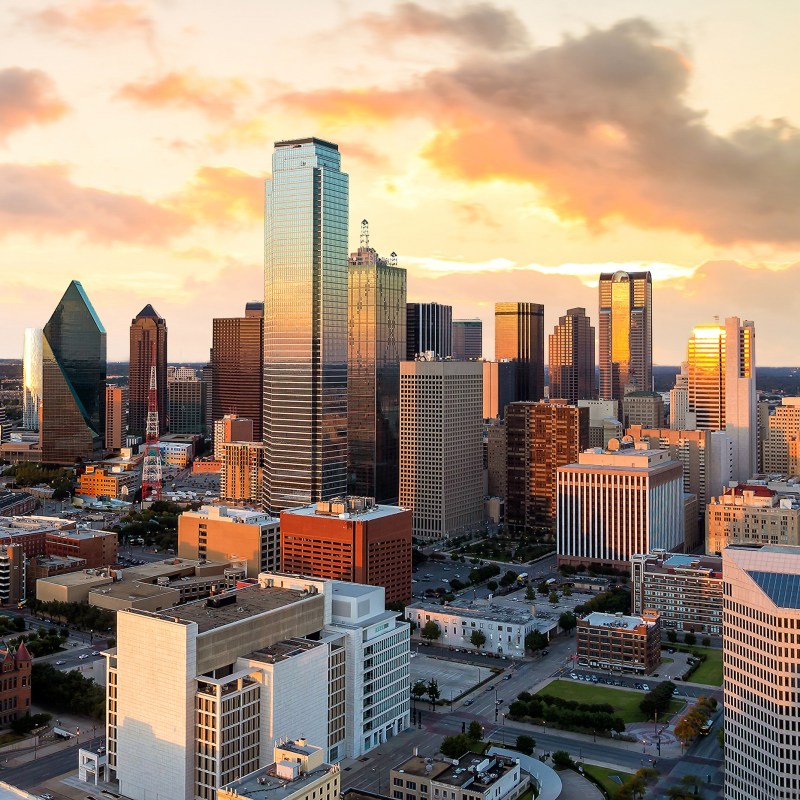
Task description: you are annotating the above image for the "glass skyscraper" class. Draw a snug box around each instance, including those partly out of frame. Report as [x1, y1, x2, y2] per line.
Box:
[129, 304, 167, 437]
[347, 222, 406, 502]
[549, 307, 595, 403]
[406, 302, 452, 360]
[22, 328, 43, 431]
[41, 280, 107, 464]
[495, 302, 545, 402]
[263, 137, 349, 512]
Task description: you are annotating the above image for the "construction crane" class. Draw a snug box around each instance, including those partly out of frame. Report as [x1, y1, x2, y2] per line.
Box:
[141, 343, 163, 502]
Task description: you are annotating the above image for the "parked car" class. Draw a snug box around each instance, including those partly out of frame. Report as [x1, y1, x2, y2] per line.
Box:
[55, 660, 65, 666]
[570, 673, 578, 680]
[464, 699, 473, 706]
[642, 684, 650, 691]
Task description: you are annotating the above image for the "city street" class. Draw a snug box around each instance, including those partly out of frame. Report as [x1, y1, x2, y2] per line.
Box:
[0, 736, 104, 791]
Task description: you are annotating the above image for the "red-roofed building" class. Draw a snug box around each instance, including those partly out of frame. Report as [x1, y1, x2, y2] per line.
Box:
[0, 643, 32, 727]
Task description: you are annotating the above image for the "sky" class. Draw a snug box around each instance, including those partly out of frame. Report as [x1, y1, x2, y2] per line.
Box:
[1, 0, 799, 364]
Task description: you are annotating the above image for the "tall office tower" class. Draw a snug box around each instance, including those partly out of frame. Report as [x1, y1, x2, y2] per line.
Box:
[128, 305, 167, 438]
[723, 545, 800, 800]
[22, 328, 42, 431]
[452, 319, 482, 360]
[168, 372, 206, 434]
[669, 362, 689, 429]
[548, 307, 595, 404]
[686, 317, 756, 483]
[263, 138, 349, 513]
[201, 362, 213, 433]
[486, 420, 507, 499]
[41, 281, 106, 464]
[482, 360, 516, 420]
[762, 397, 800, 474]
[399, 360, 483, 539]
[406, 302, 452, 360]
[212, 302, 264, 441]
[280, 497, 412, 604]
[757, 400, 772, 473]
[557, 440, 683, 569]
[105, 385, 127, 451]
[495, 302, 545, 402]
[598, 271, 652, 402]
[347, 220, 406, 502]
[505, 402, 589, 534]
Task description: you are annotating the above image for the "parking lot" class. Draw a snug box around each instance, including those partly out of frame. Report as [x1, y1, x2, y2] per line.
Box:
[409, 652, 487, 702]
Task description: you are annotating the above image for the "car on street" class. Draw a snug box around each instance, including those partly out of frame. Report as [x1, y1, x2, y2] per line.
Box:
[635, 683, 643, 690]
[570, 673, 577, 680]
[642, 683, 650, 691]
[92, 651, 100, 656]
[39, 794, 53, 800]
[79, 654, 89, 660]
[464, 699, 473, 706]
[503, 674, 512, 681]
[542, 649, 549, 655]
[55, 660, 65, 665]
[495, 698, 502, 705]
[673, 688, 680, 696]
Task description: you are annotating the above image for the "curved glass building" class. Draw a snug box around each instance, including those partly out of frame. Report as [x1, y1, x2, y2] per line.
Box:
[22, 328, 43, 431]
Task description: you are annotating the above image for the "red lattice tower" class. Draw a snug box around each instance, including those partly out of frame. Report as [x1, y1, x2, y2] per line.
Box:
[141, 343, 162, 502]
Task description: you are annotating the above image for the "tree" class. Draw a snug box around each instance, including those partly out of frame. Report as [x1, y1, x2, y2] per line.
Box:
[525, 630, 548, 653]
[487, 580, 498, 592]
[548, 590, 559, 604]
[440, 734, 472, 759]
[470, 630, 487, 650]
[537, 581, 549, 595]
[421, 620, 441, 642]
[563, 585, 572, 597]
[515, 735, 535, 756]
[468, 720, 483, 741]
[426, 678, 441, 709]
[702, 636, 711, 648]
[551, 751, 573, 769]
[525, 585, 535, 601]
[666, 629, 678, 643]
[558, 612, 577, 634]
[684, 631, 697, 646]
[412, 681, 427, 704]
[499, 570, 518, 588]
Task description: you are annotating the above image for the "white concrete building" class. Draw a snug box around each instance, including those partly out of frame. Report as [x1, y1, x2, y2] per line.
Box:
[578, 399, 623, 449]
[106, 573, 409, 800]
[723, 545, 800, 800]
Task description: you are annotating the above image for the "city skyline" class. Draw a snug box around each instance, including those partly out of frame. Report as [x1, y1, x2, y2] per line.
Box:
[1, 2, 799, 364]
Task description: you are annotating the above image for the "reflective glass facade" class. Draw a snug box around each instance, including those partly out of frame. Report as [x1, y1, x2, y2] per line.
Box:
[129, 305, 167, 437]
[452, 319, 482, 360]
[41, 281, 106, 463]
[22, 328, 42, 431]
[347, 241, 406, 502]
[406, 303, 452, 360]
[548, 307, 595, 404]
[263, 137, 348, 512]
[494, 302, 545, 402]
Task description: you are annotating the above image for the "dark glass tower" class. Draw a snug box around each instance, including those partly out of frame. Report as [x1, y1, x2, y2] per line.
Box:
[263, 137, 349, 513]
[549, 307, 596, 403]
[406, 302, 452, 360]
[129, 304, 167, 437]
[452, 319, 482, 360]
[347, 222, 406, 502]
[495, 302, 545, 402]
[41, 281, 106, 463]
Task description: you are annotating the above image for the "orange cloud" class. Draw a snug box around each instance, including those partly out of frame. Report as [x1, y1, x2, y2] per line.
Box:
[0, 68, 68, 142]
[24, 1, 153, 36]
[117, 70, 250, 119]
[167, 166, 264, 225]
[285, 17, 800, 246]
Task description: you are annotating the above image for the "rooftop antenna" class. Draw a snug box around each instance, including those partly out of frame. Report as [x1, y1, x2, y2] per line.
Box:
[360, 219, 369, 249]
[390, 251, 398, 268]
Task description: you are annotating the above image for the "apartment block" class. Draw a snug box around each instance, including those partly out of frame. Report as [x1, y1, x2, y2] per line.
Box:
[220, 441, 264, 506]
[763, 397, 800, 475]
[0, 545, 25, 605]
[105, 385, 127, 451]
[280, 498, 412, 605]
[706, 484, 800, 555]
[631, 551, 723, 634]
[213, 414, 254, 459]
[576, 610, 661, 674]
[178, 505, 280, 579]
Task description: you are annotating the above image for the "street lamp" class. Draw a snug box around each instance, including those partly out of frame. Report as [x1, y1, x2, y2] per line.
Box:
[543, 719, 547, 734]
[494, 687, 499, 722]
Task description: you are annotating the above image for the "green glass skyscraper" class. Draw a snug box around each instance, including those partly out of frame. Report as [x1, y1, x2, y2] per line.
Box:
[263, 137, 349, 512]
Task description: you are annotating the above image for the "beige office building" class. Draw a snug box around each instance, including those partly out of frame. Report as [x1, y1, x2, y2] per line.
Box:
[622, 392, 664, 429]
[105, 385, 127, 451]
[220, 440, 265, 506]
[400, 360, 483, 539]
[762, 398, 800, 475]
[706, 484, 800, 554]
[578, 399, 623, 449]
[213, 414, 255, 459]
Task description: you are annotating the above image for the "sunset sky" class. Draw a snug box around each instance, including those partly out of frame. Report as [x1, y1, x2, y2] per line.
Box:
[1, 0, 799, 364]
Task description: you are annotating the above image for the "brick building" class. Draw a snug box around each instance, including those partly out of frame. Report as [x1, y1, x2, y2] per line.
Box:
[76, 466, 138, 500]
[45, 529, 117, 568]
[0, 642, 31, 727]
[576, 610, 661, 674]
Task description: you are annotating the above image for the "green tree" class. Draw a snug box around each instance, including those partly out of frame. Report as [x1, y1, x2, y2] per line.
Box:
[702, 636, 711, 647]
[684, 631, 697, 646]
[548, 590, 559, 604]
[551, 751, 574, 769]
[421, 620, 441, 642]
[426, 679, 441, 709]
[666, 629, 678, 643]
[412, 681, 427, 704]
[562, 585, 572, 597]
[467, 720, 483, 741]
[559, 612, 577, 633]
[525, 630, 549, 653]
[487, 580, 498, 592]
[470, 630, 487, 650]
[440, 734, 472, 759]
[537, 580, 549, 595]
[499, 570, 518, 588]
[525, 585, 535, 601]
[515, 735, 535, 755]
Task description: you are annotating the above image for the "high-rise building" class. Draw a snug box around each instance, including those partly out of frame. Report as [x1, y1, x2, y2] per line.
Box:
[452, 319, 482, 360]
[22, 328, 42, 431]
[598, 271, 652, 402]
[399, 360, 483, 540]
[557, 440, 683, 568]
[723, 545, 800, 800]
[505, 402, 589, 534]
[577, 399, 623, 449]
[622, 391, 664, 429]
[686, 317, 756, 482]
[762, 397, 800, 474]
[548, 307, 595, 404]
[105, 385, 127, 451]
[128, 305, 167, 438]
[220, 441, 264, 506]
[201, 363, 213, 433]
[214, 414, 254, 459]
[168, 373, 206, 434]
[41, 281, 106, 464]
[263, 138, 348, 513]
[486, 421, 507, 500]
[482, 361, 516, 420]
[280, 497, 412, 604]
[212, 303, 263, 441]
[406, 302, 452, 360]
[0, 407, 8, 445]
[669, 363, 689, 429]
[347, 221, 406, 502]
[494, 302, 545, 402]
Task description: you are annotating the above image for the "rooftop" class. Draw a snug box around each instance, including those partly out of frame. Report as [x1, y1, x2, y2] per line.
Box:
[583, 611, 657, 630]
[220, 760, 337, 800]
[283, 499, 408, 522]
[182, 505, 278, 525]
[394, 754, 518, 789]
[638, 552, 723, 576]
[406, 600, 534, 625]
[242, 637, 325, 665]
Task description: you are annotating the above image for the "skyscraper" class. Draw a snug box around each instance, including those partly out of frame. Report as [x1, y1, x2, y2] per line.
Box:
[548, 307, 595, 403]
[129, 305, 167, 438]
[105, 385, 127, 451]
[598, 271, 652, 401]
[452, 319, 482, 360]
[686, 317, 756, 482]
[495, 302, 545, 402]
[212, 303, 263, 440]
[22, 328, 42, 431]
[263, 137, 348, 513]
[347, 220, 406, 501]
[41, 281, 106, 464]
[406, 302, 452, 360]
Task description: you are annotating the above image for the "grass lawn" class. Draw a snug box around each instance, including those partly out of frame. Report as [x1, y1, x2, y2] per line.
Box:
[536, 680, 682, 723]
[681, 647, 723, 686]
[581, 764, 635, 796]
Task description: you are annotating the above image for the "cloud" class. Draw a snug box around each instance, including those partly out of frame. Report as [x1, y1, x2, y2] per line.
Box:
[0, 68, 68, 141]
[284, 17, 800, 246]
[117, 70, 250, 119]
[359, 2, 528, 50]
[24, 1, 154, 38]
[167, 166, 264, 225]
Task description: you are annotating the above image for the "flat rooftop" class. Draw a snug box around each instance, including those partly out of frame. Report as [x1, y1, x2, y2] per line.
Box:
[583, 612, 655, 630]
[283, 502, 408, 522]
[38, 570, 113, 587]
[47, 528, 116, 540]
[243, 638, 326, 665]
[395, 754, 516, 789]
[182, 505, 278, 525]
[406, 600, 534, 625]
[92, 582, 178, 601]
[123, 558, 226, 581]
[221, 760, 336, 800]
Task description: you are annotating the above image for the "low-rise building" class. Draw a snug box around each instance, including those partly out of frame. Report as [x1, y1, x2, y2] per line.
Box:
[76, 466, 138, 500]
[0, 492, 36, 517]
[155, 441, 193, 469]
[28, 555, 86, 591]
[404, 600, 556, 656]
[45, 528, 117, 568]
[630, 551, 722, 634]
[0, 642, 31, 728]
[576, 610, 661, 674]
[390, 751, 528, 800]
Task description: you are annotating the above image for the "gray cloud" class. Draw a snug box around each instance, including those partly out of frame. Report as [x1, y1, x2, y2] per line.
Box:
[0, 68, 68, 141]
